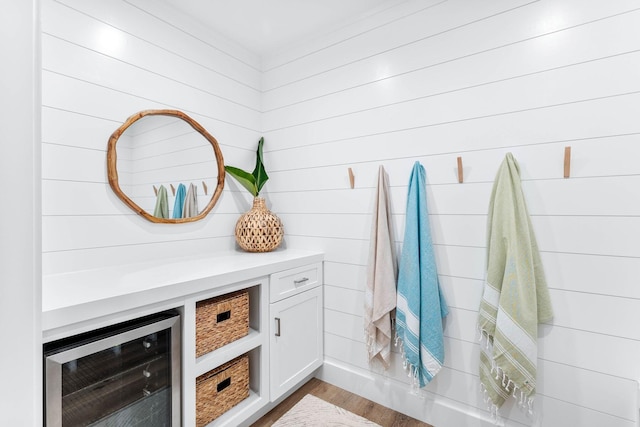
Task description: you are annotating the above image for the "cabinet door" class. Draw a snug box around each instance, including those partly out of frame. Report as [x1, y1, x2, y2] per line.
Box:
[269, 286, 323, 400]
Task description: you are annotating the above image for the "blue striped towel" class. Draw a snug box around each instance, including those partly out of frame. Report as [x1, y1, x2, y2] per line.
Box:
[395, 161, 449, 387]
[172, 183, 186, 219]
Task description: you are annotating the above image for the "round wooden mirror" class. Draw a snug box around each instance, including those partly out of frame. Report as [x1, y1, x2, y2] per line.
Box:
[107, 109, 225, 223]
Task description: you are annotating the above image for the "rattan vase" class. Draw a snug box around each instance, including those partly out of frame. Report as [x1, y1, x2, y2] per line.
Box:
[234, 197, 284, 252]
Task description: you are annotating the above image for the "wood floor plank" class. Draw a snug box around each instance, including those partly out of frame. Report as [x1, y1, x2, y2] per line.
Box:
[250, 378, 433, 427]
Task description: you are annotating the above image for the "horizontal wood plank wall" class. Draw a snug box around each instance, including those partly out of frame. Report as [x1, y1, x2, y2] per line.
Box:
[41, 0, 262, 275]
[262, 0, 640, 426]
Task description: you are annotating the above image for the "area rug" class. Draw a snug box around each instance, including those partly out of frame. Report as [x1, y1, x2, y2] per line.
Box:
[272, 394, 382, 426]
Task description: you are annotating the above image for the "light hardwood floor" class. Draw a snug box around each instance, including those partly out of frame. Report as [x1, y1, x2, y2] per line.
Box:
[251, 378, 433, 427]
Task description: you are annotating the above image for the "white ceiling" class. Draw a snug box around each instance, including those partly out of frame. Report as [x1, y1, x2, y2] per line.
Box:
[159, 0, 397, 56]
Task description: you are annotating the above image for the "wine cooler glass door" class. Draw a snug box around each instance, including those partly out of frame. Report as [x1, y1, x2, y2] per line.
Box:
[45, 313, 180, 427]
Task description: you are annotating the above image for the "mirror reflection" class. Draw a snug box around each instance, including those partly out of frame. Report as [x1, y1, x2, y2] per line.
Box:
[107, 110, 225, 223]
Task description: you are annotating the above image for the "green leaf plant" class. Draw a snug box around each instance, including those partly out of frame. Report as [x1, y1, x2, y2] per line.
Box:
[224, 137, 269, 197]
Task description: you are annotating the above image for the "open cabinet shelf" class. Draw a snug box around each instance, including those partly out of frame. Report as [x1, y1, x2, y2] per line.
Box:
[183, 279, 270, 427]
[195, 328, 262, 377]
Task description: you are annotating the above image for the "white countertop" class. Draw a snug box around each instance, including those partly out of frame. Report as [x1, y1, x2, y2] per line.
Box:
[42, 249, 323, 335]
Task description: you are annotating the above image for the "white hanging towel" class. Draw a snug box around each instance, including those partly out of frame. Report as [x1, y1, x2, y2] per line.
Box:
[182, 183, 199, 218]
[364, 165, 397, 369]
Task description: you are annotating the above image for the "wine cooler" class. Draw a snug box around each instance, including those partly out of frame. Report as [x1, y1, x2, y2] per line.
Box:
[44, 310, 181, 426]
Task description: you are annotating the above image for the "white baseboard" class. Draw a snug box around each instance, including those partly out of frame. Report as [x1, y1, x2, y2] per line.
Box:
[316, 358, 502, 427]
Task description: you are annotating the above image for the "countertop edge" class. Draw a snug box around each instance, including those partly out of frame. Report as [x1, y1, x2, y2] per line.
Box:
[42, 250, 324, 335]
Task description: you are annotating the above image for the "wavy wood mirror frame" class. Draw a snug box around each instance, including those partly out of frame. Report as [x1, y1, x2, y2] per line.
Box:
[107, 109, 225, 223]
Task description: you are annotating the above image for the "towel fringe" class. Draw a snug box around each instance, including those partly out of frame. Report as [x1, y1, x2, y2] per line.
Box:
[480, 387, 534, 424]
[478, 328, 539, 423]
[479, 383, 502, 425]
[395, 333, 427, 397]
[505, 379, 513, 393]
[478, 326, 492, 350]
[364, 329, 375, 356]
[364, 326, 393, 371]
[364, 329, 375, 360]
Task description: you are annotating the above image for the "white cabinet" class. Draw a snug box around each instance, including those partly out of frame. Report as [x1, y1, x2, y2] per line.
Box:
[269, 263, 323, 401]
[42, 250, 324, 427]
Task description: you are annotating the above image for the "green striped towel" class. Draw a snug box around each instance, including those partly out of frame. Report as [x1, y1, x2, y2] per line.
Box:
[477, 153, 553, 418]
[153, 185, 169, 218]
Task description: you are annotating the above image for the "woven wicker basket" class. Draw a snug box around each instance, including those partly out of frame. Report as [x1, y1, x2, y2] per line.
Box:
[196, 354, 250, 427]
[196, 290, 249, 358]
[234, 197, 284, 253]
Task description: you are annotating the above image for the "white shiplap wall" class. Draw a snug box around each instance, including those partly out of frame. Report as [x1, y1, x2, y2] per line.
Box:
[262, 0, 640, 426]
[41, 0, 262, 275]
[41, 0, 640, 425]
